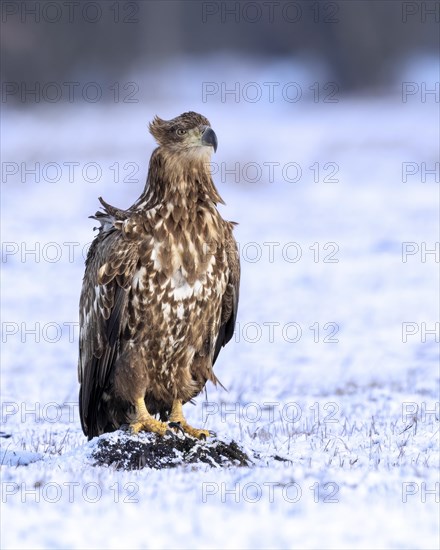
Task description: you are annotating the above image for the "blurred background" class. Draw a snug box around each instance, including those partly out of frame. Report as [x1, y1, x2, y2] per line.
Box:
[1, 0, 439, 413]
[2, 0, 439, 92]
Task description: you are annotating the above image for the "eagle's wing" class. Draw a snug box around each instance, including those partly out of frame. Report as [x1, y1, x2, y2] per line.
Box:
[213, 224, 240, 365]
[78, 226, 139, 436]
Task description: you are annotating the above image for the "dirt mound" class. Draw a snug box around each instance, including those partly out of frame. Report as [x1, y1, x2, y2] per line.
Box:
[92, 431, 251, 470]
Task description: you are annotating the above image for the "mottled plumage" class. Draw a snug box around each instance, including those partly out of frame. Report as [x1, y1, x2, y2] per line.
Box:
[78, 112, 240, 440]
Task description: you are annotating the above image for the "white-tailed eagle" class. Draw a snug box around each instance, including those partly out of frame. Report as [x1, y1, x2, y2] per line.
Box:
[78, 112, 240, 440]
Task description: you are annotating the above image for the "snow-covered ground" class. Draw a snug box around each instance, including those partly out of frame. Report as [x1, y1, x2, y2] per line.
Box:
[1, 60, 439, 549]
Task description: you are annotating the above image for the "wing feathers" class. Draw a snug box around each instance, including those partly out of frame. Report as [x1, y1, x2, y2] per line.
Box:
[213, 224, 240, 365]
[78, 228, 139, 437]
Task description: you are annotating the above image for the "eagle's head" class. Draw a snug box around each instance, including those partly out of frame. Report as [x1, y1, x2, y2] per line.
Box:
[149, 111, 218, 156]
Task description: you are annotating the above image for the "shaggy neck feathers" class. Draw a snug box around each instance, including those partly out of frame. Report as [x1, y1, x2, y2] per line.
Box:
[135, 148, 224, 211]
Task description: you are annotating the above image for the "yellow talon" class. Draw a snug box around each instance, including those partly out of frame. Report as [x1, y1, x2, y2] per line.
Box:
[129, 398, 210, 439]
[129, 398, 169, 436]
[168, 399, 210, 440]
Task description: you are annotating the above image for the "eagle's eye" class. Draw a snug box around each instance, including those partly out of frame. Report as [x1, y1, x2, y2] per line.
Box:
[176, 128, 187, 136]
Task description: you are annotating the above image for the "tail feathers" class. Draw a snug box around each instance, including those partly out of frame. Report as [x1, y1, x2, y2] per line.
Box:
[81, 391, 133, 440]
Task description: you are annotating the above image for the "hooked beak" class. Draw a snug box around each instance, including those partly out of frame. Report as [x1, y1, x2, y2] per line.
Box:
[201, 127, 218, 153]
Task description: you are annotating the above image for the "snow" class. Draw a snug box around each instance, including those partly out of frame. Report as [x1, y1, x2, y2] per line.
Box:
[1, 58, 439, 549]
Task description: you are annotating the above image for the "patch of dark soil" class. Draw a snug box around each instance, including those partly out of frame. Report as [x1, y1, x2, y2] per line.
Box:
[92, 431, 252, 470]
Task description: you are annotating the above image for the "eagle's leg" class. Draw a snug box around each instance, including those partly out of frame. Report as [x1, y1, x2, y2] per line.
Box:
[168, 399, 210, 440]
[130, 397, 169, 436]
